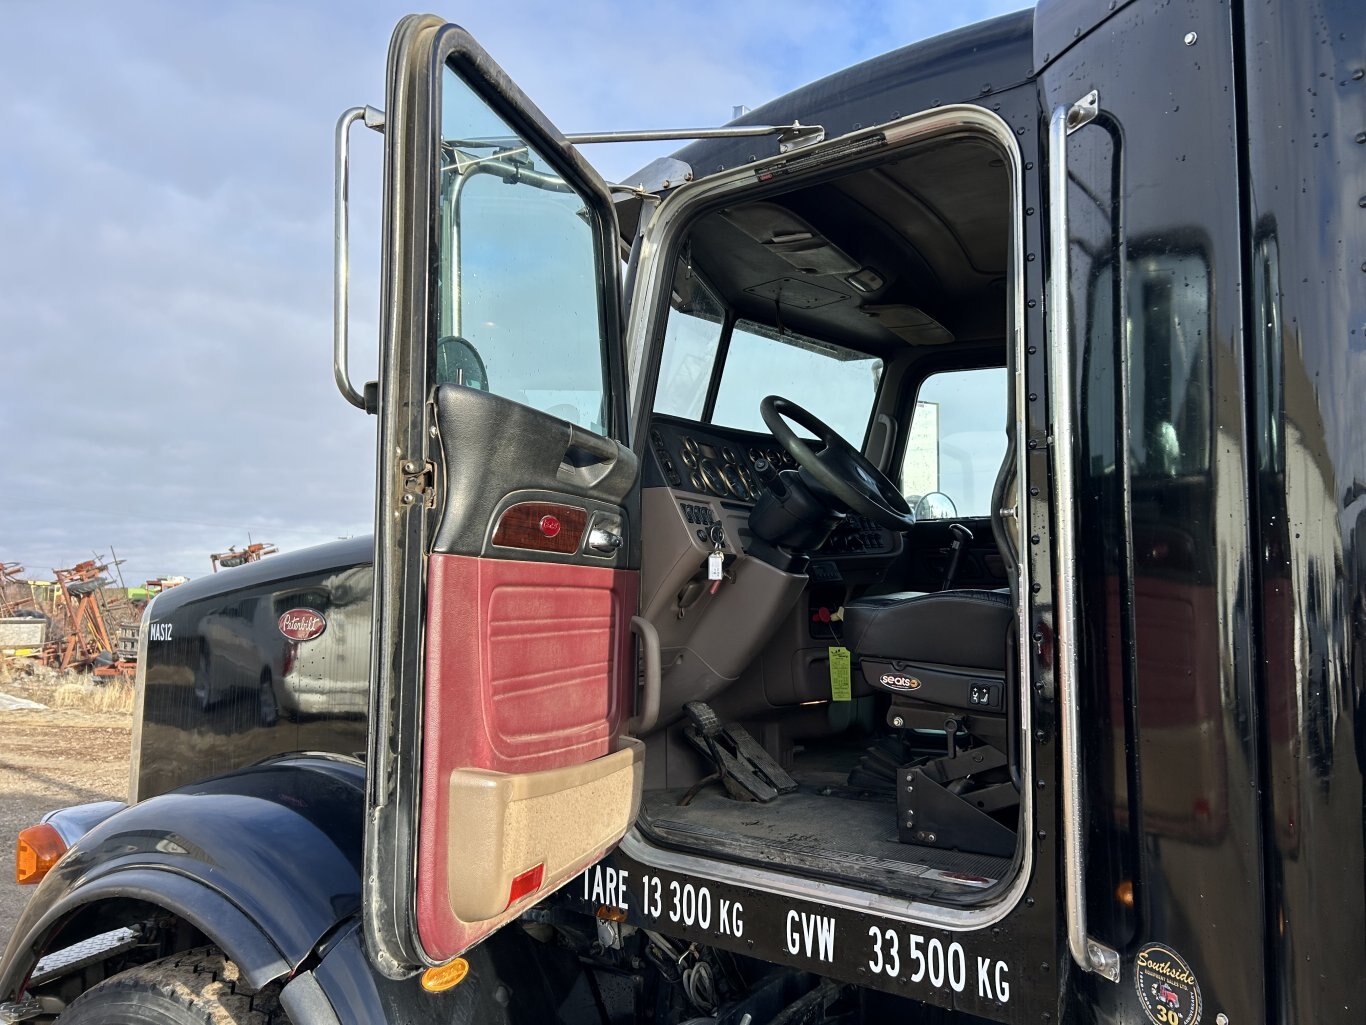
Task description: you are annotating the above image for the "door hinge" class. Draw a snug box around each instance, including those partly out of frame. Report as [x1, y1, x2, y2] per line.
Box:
[398, 459, 436, 508]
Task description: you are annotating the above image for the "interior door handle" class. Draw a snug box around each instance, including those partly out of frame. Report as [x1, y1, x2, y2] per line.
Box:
[588, 527, 623, 553]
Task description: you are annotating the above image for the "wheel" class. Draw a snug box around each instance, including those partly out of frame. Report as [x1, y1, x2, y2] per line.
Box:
[258, 670, 279, 727]
[58, 946, 285, 1024]
[193, 645, 213, 710]
[759, 394, 918, 530]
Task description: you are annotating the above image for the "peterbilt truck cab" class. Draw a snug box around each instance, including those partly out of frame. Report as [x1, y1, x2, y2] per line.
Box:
[4, 2, 1365, 1024]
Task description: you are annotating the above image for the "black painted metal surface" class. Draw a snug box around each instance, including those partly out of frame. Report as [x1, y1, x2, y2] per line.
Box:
[661, 10, 1035, 178]
[1045, 1, 1265, 1022]
[136, 536, 372, 800]
[572, 848, 1056, 1022]
[1241, 1, 1366, 1021]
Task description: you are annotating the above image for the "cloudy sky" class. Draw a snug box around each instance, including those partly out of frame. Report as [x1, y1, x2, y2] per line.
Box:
[0, 0, 1026, 586]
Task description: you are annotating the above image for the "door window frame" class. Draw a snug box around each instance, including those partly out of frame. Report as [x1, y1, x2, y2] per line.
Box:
[426, 32, 631, 443]
[622, 105, 1036, 932]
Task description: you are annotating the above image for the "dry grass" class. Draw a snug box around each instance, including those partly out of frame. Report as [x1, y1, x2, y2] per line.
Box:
[1, 659, 136, 716]
[52, 678, 136, 715]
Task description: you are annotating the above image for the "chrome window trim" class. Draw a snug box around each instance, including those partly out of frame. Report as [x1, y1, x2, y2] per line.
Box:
[622, 103, 1034, 933]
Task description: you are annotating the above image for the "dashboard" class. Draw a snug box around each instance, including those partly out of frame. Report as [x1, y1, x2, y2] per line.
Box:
[644, 415, 901, 561]
[647, 416, 794, 502]
[638, 416, 907, 693]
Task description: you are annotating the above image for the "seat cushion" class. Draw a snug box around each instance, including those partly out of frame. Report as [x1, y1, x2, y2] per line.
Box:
[843, 589, 1012, 671]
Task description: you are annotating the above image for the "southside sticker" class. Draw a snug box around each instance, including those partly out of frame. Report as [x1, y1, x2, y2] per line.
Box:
[1134, 943, 1202, 1025]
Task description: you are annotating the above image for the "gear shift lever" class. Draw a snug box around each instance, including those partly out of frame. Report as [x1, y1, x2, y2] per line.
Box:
[942, 523, 973, 591]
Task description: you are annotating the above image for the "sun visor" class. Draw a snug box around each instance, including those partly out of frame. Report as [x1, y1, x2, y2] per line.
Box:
[861, 304, 955, 345]
[721, 202, 861, 277]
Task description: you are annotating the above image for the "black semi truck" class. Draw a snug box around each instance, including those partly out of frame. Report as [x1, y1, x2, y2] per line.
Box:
[4, 2, 1364, 1023]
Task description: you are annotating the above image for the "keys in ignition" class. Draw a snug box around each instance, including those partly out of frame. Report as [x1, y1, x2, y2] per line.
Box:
[707, 522, 726, 593]
[707, 549, 724, 582]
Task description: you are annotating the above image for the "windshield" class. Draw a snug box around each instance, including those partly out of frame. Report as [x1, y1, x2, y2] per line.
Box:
[712, 321, 881, 442]
[655, 286, 883, 443]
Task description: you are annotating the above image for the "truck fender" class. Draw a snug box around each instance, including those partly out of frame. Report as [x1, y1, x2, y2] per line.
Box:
[297, 917, 572, 1025]
[1, 868, 291, 1000]
[0, 755, 364, 1002]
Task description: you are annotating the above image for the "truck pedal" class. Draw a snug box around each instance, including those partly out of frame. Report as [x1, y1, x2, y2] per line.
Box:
[683, 702, 798, 803]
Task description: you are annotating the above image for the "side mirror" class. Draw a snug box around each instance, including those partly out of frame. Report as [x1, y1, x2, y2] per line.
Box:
[435, 335, 489, 390]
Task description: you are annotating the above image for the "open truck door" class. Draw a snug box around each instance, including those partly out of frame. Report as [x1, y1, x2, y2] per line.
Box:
[363, 15, 644, 974]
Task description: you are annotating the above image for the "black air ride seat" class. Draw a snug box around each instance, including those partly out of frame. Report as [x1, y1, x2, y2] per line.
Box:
[843, 589, 1012, 718]
[842, 589, 1019, 857]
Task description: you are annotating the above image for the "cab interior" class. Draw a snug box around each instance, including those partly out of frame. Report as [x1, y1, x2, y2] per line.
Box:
[630, 125, 1025, 903]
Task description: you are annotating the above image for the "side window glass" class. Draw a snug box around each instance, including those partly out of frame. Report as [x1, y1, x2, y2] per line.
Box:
[901, 368, 1007, 519]
[654, 266, 726, 421]
[436, 65, 609, 434]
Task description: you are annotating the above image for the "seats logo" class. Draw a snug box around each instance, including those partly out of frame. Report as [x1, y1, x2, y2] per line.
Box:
[879, 673, 921, 691]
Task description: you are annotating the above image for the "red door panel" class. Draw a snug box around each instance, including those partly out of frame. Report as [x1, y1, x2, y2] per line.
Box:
[417, 553, 638, 958]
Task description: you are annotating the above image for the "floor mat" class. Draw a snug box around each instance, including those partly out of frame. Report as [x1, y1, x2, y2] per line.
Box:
[641, 785, 1012, 898]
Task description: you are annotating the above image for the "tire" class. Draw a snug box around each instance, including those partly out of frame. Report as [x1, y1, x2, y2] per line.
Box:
[194, 644, 214, 711]
[258, 671, 279, 727]
[58, 946, 285, 1024]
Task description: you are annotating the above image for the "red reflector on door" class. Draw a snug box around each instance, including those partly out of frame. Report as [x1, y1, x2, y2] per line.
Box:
[506, 863, 545, 909]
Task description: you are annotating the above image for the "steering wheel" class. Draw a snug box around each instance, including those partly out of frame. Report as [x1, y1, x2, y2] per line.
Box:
[759, 395, 917, 531]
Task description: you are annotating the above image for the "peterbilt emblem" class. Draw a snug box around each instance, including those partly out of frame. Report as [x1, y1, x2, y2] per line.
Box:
[879, 673, 921, 691]
[278, 608, 327, 641]
[539, 514, 562, 538]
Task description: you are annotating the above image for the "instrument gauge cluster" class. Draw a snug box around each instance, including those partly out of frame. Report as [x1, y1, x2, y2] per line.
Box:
[650, 420, 801, 503]
[649, 418, 897, 566]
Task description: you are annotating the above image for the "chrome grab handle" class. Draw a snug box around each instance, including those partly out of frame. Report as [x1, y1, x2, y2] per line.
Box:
[333, 105, 385, 410]
[1048, 93, 1120, 984]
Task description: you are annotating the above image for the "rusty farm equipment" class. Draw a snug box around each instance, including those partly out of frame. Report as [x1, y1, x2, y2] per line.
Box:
[210, 542, 278, 573]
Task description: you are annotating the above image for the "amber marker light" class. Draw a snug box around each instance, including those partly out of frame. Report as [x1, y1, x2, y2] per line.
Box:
[1115, 880, 1135, 908]
[420, 958, 469, 992]
[16, 823, 66, 885]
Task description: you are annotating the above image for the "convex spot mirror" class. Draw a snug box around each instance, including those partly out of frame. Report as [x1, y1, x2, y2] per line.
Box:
[435, 335, 490, 390]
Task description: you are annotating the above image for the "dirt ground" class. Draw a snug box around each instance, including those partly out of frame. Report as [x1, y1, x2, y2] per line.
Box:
[0, 678, 131, 946]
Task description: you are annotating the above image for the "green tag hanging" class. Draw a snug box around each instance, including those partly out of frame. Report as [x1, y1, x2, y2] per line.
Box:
[828, 645, 852, 702]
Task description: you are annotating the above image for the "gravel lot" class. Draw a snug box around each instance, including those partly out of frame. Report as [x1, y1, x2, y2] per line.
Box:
[0, 683, 131, 945]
